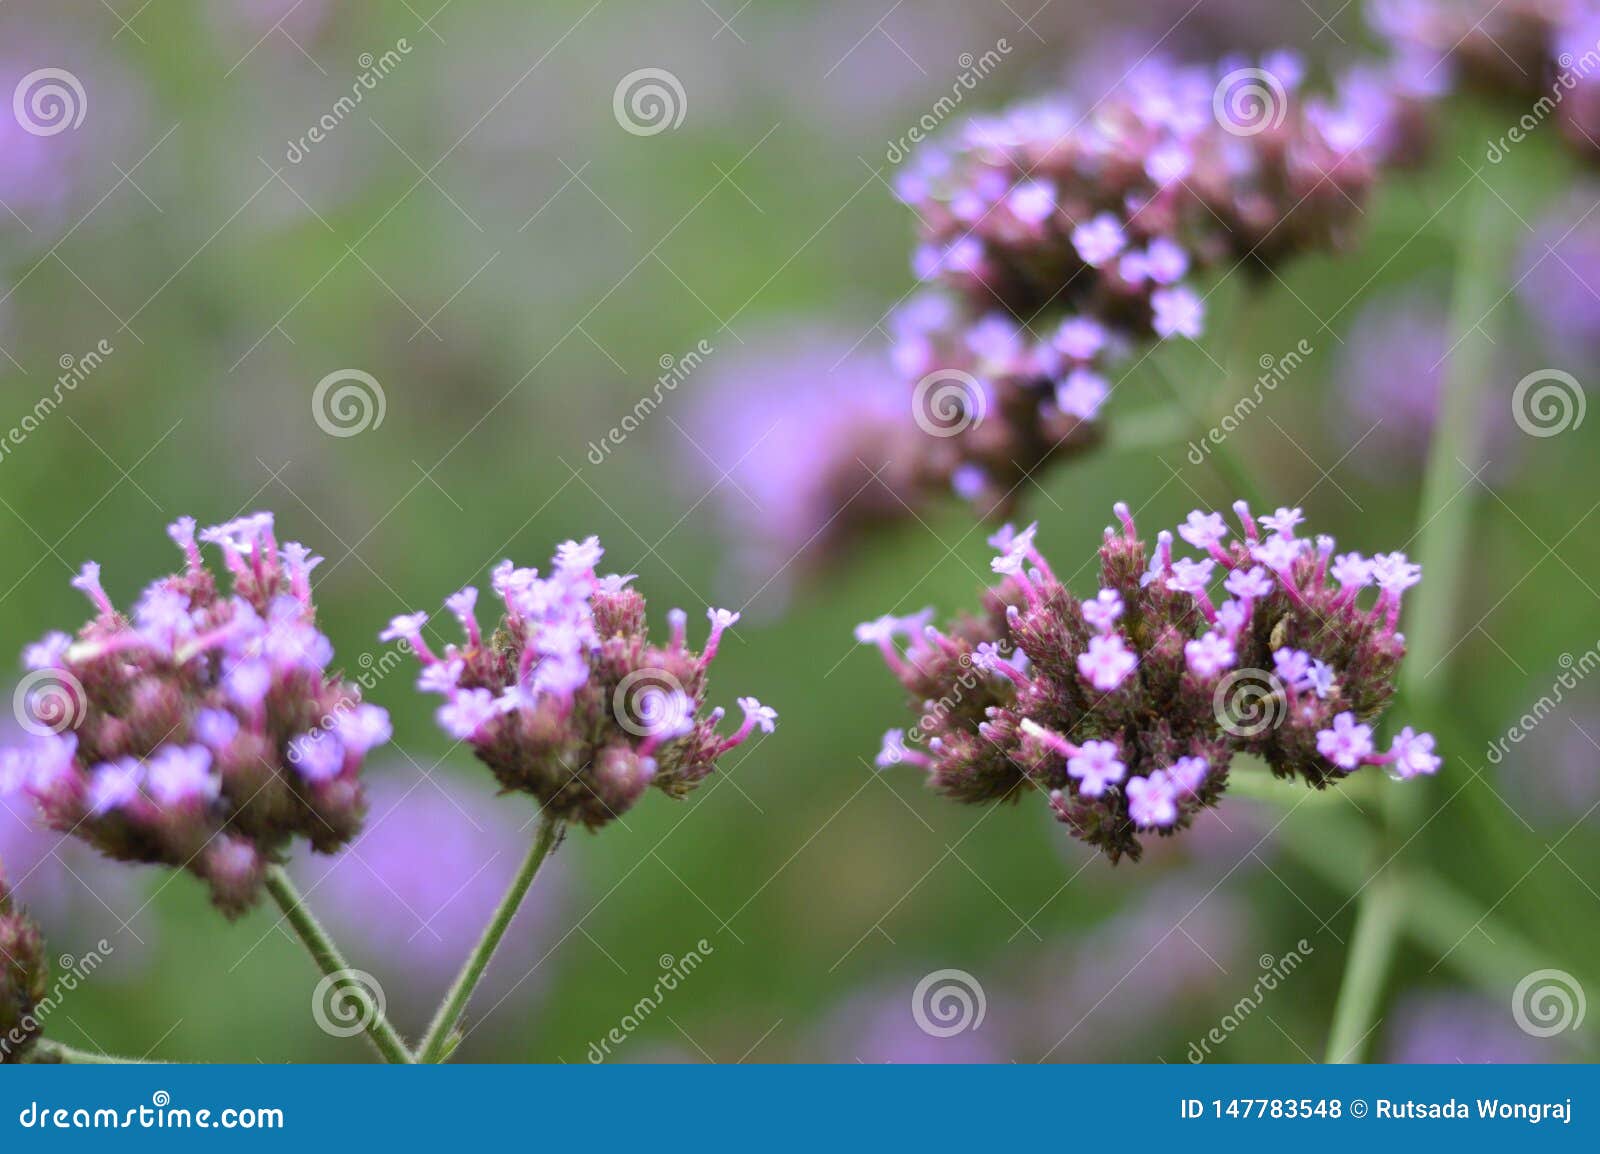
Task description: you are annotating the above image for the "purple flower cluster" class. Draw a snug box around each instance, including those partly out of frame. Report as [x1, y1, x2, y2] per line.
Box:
[889, 52, 1403, 513]
[860, 502, 1439, 860]
[388, 536, 776, 829]
[1372, 0, 1600, 159]
[0, 865, 48, 1064]
[0, 514, 390, 917]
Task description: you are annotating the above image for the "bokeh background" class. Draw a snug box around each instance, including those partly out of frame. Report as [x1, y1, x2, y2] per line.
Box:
[1, 0, 1596, 1064]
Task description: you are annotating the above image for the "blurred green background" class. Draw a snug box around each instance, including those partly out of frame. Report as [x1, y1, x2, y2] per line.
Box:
[1, 0, 1596, 1063]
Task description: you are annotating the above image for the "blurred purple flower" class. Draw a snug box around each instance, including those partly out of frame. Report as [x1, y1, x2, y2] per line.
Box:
[1334, 285, 1514, 473]
[295, 768, 571, 1031]
[1518, 194, 1600, 362]
[810, 974, 1011, 1063]
[1385, 990, 1552, 1063]
[0, 41, 149, 240]
[1005, 881, 1252, 1061]
[680, 324, 931, 614]
[1496, 707, 1600, 826]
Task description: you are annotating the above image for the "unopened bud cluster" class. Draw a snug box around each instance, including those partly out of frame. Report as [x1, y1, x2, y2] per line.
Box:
[860, 502, 1439, 859]
[0, 867, 49, 1063]
[389, 536, 776, 829]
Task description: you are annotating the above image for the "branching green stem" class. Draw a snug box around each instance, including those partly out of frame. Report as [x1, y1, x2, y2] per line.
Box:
[263, 866, 414, 1064]
[417, 815, 564, 1063]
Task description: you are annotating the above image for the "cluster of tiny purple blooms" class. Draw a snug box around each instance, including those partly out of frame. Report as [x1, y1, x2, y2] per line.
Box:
[859, 501, 1439, 860]
[383, 536, 776, 829]
[886, 46, 1432, 513]
[0, 514, 389, 916]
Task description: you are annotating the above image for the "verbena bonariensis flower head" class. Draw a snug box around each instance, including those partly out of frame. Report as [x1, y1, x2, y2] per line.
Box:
[0, 513, 390, 917]
[890, 53, 1397, 514]
[0, 864, 49, 1064]
[859, 502, 1439, 861]
[1370, 0, 1600, 161]
[391, 536, 776, 829]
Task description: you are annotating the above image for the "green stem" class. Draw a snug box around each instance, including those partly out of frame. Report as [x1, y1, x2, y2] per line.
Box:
[1324, 869, 1406, 1062]
[29, 1040, 154, 1064]
[1319, 183, 1510, 1063]
[263, 866, 414, 1064]
[417, 815, 564, 1064]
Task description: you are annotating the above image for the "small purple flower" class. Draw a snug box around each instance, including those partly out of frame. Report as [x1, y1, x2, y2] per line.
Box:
[1126, 771, 1178, 827]
[1078, 633, 1138, 692]
[1185, 632, 1235, 679]
[1178, 511, 1229, 551]
[1317, 712, 1375, 771]
[146, 745, 219, 807]
[1068, 740, 1126, 797]
[1386, 726, 1440, 779]
[1151, 286, 1204, 339]
[436, 688, 500, 741]
[1053, 317, 1106, 361]
[1071, 213, 1127, 268]
[1055, 368, 1108, 420]
[1081, 589, 1124, 633]
[1007, 179, 1057, 225]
